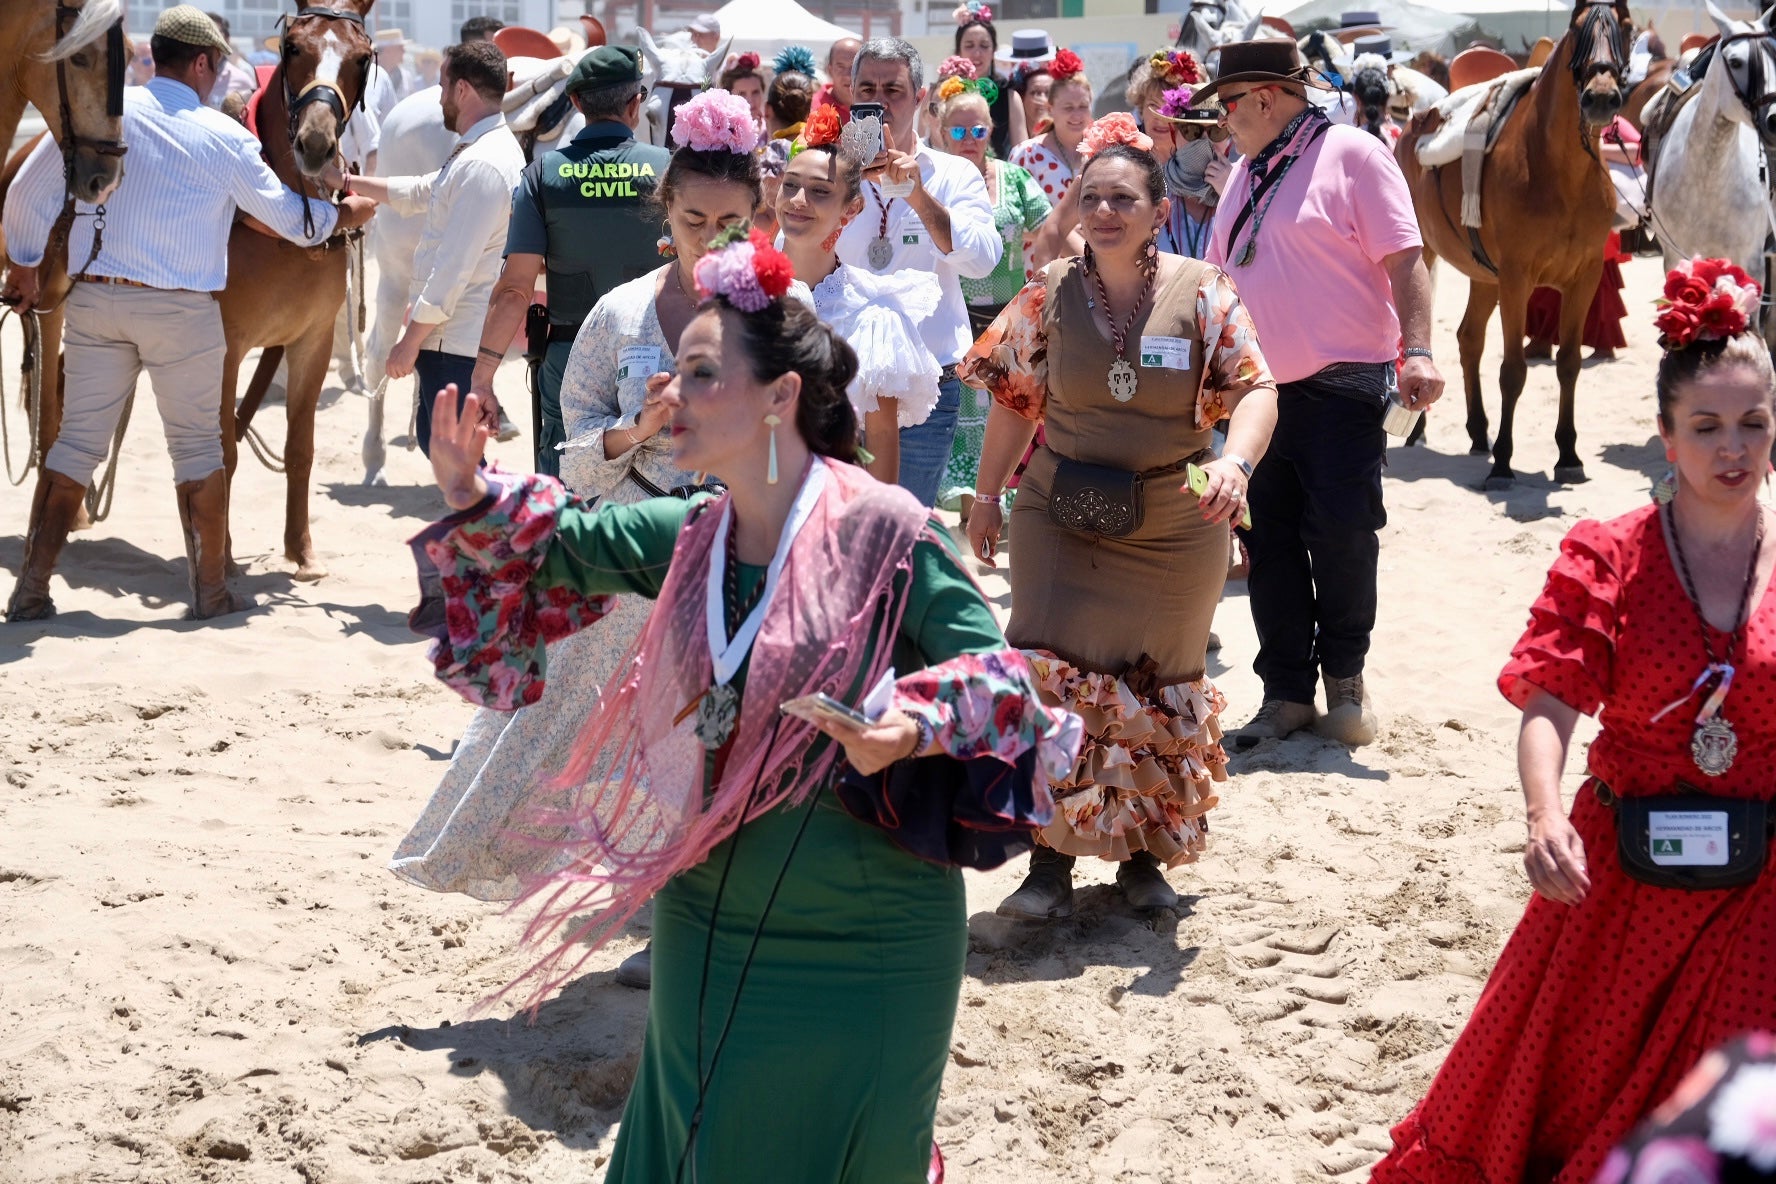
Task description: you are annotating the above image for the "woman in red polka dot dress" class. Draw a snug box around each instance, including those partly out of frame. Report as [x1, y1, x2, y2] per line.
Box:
[1009, 48, 1093, 212]
[1372, 258, 1776, 1184]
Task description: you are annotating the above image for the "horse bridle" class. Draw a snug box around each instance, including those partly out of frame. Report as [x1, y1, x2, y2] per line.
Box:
[1716, 28, 1776, 128]
[1568, 0, 1630, 90]
[278, 6, 370, 133]
[50, 0, 127, 285]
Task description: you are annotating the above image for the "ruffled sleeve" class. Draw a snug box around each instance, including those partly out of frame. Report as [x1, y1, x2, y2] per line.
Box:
[1195, 265, 1276, 429]
[957, 275, 1050, 422]
[891, 648, 1083, 788]
[1498, 518, 1626, 716]
[408, 471, 617, 711]
[826, 268, 944, 427]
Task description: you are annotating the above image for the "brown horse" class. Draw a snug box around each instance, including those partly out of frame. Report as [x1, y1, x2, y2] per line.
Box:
[215, 0, 374, 581]
[1397, 0, 1631, 488]
[0, 0, 130, 478]
[1623, 56, 1675, 129]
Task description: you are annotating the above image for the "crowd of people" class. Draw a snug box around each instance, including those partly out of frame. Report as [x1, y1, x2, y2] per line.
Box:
[5, 5, 1776, 1182]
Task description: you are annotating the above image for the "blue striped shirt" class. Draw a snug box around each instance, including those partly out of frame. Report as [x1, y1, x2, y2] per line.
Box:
[3, 77, 339, 291]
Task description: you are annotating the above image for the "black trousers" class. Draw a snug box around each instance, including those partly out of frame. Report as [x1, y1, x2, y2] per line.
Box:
[1242, 379, 1387, 704]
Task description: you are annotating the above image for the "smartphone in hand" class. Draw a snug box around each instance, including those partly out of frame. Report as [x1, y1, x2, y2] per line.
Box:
[849, 101, 886, 164]
[780, 693, 877, 730]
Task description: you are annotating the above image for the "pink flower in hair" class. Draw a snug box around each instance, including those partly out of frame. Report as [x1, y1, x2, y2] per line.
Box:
[939, 54, 978, 80]
[670, 89, 761, 155]
[1079, 112, 1153, 160]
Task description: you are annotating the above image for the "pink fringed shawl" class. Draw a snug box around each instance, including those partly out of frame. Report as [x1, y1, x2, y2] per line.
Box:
[514, 459, 929, 1000]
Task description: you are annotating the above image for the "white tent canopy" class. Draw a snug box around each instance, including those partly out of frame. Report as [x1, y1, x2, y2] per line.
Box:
[708, 0, 862, 57]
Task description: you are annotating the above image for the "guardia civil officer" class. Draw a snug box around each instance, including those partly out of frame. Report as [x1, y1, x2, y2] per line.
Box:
[468, 46, 670, 476]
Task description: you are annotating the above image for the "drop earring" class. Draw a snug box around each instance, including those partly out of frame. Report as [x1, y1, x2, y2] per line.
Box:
[656, 221, 676, 259]
[765, 413, 782, 485]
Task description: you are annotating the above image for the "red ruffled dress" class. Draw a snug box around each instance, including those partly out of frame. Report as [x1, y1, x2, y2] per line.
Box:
[1372, 506, 1776, 1184]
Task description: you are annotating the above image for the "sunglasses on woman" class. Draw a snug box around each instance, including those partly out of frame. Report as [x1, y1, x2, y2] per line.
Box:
[946, 125, 991, 141]
[1178, 124, 1230, 143]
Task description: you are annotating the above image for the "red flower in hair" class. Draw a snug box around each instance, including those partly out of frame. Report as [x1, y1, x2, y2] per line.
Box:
[801, 104, 842, 149]
[1655, 257, 1759, 349]
[750, 227, 795, 299]
[732, 51, 761, 73]
[1051, 48, 1084, 82]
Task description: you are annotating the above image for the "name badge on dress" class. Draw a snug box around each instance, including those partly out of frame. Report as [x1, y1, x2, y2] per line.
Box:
[902, 231, 921, 246]
[1139, 336, 1192, 370]
[1647, 810, 1732, 866]
[618, 344, 662, 382]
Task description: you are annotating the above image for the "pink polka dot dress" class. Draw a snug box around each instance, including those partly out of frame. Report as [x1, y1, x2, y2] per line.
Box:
[1372, 505, 1776, 1184]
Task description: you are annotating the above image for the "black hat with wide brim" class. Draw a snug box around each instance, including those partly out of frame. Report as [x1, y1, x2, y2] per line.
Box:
[1193, 40, 1334, 101]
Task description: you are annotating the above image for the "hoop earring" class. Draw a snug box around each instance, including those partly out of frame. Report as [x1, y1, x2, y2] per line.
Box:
[764, 413, 782, 485]
[657, 222, 676, 259]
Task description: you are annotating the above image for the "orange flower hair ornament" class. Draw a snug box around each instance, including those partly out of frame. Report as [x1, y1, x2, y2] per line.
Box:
[790, 104, 843, 157]
[1078, 112, 1153, 160]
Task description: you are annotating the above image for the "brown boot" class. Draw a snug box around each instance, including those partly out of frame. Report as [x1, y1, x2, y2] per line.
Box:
[6, 470, 87, 621]
[176, 471, 254, 620]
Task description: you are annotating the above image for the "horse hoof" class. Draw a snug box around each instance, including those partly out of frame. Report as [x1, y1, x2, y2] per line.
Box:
[363, 468, 388, 488]
[1468, 444, 1490, 457]
[291, 559, 328, 583]
[1554, 465, 1589, 485]
[1483, 474, 1516, 491]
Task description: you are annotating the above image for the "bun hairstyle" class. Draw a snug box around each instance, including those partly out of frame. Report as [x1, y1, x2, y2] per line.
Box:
[767, 70, 815, 126]
[658, 89, 766, 214]
[1652, 258, 1775, 427]
[693, 228, 861, 463]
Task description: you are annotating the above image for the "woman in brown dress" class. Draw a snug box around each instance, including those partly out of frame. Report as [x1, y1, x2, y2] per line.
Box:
[960, 137, 1278, 917]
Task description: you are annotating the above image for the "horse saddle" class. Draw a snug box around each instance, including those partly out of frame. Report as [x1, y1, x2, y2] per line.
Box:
[1414, 67, 1541, 229]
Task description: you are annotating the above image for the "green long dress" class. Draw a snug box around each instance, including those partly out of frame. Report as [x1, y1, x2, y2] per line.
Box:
[534, 496, 1006, 1183]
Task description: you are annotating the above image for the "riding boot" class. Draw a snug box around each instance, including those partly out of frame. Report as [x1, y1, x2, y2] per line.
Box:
[6, 470, 88, 622]
[996, 844, 1076, 920]
[176, 471, 254, 620]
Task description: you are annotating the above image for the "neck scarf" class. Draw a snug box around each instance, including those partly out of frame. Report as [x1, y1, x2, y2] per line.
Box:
[1164, 136, 1221, 205]
[514, 460, 929, 1000]
[1227, 104, 1329, 268]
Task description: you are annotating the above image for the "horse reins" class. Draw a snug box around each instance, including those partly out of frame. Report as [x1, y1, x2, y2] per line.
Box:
[275, 6, 369, 240]
[47, 0, 128, 292]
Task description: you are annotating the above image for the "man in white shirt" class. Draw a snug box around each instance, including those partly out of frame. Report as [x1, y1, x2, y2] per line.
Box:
[1, 5, 376, 623]
[342, 40, 525, 455]
[836, 38, 1003, 506]
[361, 85, 456, 382]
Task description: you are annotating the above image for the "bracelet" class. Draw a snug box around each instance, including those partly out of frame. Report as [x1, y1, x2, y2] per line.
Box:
[476, 346, 504, 363]
[972, 491, 1004, 507]
[904, 715, 933, 761]
[1222, 453, 1254, 479]
[1403, 347, 1433, 360]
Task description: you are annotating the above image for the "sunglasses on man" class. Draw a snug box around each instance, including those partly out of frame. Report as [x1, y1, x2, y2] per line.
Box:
[946, 124, 991, 141]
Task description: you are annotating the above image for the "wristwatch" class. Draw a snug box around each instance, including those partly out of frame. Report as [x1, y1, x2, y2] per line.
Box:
[1223, 453, 1254, 479]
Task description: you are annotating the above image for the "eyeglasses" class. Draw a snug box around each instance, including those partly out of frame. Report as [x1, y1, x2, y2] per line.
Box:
[946, 124, 991, 141]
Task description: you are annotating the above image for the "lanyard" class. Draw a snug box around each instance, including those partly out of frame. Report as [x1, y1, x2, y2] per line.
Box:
[703, 459, 830, 686]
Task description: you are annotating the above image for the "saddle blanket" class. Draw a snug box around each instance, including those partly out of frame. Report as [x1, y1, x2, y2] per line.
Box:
[1415, 67, 1541, 167]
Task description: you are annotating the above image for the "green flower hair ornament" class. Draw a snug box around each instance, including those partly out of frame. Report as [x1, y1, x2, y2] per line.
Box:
[773, 45, 818, 77]
[936, 74, 999, 107]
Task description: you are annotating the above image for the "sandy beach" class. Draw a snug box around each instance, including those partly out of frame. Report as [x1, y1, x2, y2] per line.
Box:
[0, 253, 1664, 1182]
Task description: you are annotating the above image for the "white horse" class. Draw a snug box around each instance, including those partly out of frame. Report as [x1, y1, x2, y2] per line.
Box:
[636, 28, 727, 147]
[1177, 0, 1266, 75]
[1647, 1, 1776, 341]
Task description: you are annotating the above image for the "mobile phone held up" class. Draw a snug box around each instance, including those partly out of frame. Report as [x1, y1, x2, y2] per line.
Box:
[849, 102, 885, 163]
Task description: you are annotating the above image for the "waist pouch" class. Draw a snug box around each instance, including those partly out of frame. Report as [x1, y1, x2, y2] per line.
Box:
[1048, 456, 1144, 538]
[1598, 780, 1771, 890]
[1283, 360, 1395, 410]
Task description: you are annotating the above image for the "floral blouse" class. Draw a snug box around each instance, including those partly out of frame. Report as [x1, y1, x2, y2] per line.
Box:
[957, 262, 1272, 430]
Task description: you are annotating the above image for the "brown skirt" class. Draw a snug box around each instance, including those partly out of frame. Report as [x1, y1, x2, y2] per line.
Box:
[1005, 446, 1231, 866]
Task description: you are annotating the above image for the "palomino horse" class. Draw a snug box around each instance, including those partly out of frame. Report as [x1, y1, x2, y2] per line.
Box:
[0, 0, 130, 484]
[1398, 0, 1631, 488]
[1645, 3, 1776, 347]
[216, 0, 374, 581]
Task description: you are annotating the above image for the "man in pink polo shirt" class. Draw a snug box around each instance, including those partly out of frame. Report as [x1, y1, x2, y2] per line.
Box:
[1202, 40, 1444, 748]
